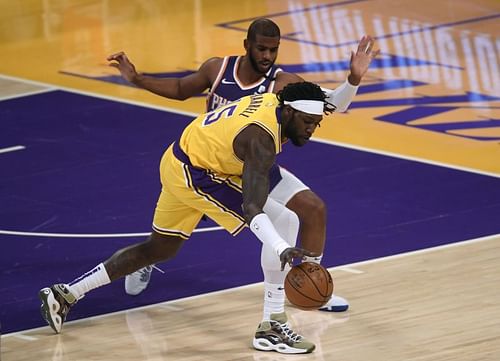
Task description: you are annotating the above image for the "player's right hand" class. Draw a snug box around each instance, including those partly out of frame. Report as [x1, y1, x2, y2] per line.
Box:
[279, 247, 320, 271]
[107, 51, 139, 83]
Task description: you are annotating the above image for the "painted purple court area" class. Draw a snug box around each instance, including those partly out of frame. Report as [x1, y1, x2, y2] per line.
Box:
[1, 90, 499, 334]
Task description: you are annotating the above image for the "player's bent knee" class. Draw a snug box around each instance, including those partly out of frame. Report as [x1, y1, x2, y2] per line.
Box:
[146, 232, 185, 261]
[287, 190, 327, 221]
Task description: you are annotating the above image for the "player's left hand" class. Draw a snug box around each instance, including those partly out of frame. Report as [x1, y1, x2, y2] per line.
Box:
[348, 35, 380, 86]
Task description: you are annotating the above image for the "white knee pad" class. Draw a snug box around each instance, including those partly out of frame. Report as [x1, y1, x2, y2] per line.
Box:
[269, 167, 309, 205]
[261, 198, 299, 283]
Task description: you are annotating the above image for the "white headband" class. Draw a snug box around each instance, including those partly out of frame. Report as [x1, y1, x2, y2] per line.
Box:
[284, 100, 324, 115]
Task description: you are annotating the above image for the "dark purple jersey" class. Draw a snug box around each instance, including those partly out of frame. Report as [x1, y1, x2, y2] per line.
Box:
[206, 56, 283, 112]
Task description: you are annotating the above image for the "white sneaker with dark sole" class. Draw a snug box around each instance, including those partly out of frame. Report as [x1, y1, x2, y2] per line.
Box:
[253, 312, 315, 354]
[39, 284, 77, 333]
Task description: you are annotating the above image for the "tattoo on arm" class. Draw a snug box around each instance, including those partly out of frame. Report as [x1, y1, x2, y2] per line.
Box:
[239, 126, 276, 223]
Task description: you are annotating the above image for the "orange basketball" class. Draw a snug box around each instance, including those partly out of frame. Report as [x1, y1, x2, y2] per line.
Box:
[284, 262, 334, 310]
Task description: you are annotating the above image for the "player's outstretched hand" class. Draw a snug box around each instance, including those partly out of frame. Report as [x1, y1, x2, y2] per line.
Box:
[279, 247, 320, 271]
[107, 51, 139, 84]
[348, 35, 381, 85]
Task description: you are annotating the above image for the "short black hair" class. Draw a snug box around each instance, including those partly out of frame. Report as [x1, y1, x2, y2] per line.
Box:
[276, 82, 335, 114]
[247, 18, 281, 41]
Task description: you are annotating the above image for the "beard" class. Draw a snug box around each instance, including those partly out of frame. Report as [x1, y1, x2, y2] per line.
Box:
[284, 119, 307, 146]
[249, 53, 273, 75]
[288, 136, 307, 146]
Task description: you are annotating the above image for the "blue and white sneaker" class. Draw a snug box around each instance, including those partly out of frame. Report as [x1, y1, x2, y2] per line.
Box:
[125, 266, 153, 296]
[319, 294, 349, 312]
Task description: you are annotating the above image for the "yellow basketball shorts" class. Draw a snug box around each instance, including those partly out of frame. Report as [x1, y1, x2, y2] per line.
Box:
[152, 142, 247, 239]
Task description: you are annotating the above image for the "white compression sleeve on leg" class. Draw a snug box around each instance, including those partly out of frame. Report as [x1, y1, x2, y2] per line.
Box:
[260, 198, 299, 276]
[260, 198, 300, 320]
[250, 213, 290, 258]
[321, 80, 359, 112]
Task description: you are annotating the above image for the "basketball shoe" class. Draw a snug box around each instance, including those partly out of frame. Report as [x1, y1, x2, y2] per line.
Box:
[125, 265, 153, 295]
[39, 284, 78, 334]
[253, 312, 315, 354]
[319, 294, 349, 312]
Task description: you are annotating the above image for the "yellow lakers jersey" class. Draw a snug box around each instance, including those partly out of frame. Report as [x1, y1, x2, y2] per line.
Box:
[179, 93, 282, 176]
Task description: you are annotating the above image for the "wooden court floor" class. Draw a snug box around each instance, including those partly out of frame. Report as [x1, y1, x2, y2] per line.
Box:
[2, 236, 500, 361]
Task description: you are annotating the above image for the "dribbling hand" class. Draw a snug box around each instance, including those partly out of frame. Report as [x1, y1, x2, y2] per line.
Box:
[279, 247, 320, 271]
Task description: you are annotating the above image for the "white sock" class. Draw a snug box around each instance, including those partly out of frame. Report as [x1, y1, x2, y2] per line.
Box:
[68, 263, 111, 299]
[263, 282, 285, 321]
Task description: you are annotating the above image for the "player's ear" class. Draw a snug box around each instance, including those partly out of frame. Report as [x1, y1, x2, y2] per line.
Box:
[244, 39, 249, 51]
[281, 105, 294, 122]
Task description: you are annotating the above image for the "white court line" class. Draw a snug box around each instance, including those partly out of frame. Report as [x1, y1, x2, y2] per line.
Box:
[11, 334, 38, 341]
[337, 267, 364, 274]
[2, 232, 498, 339]
[312, 136, 500, 179]
[157, 304, 184, 311]
[0, 145, 25, 154]
[1, 73, 498, 178]
[0, 225, 223, 238]
[340, 233, 500, 269]
[0, 87, 56, 102]
[0, 73, 199, 118]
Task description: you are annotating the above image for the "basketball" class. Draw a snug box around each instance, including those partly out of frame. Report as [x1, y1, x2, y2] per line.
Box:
[284, 262, 334, 310]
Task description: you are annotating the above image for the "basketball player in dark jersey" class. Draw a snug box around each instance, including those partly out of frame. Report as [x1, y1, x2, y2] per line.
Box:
[107, 18, 379, 311]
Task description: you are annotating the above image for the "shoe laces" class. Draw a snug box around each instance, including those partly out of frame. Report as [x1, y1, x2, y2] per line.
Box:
[132, 265, 164, 277]
[275, 321, 303, 342]
[152, 265, 164, 274]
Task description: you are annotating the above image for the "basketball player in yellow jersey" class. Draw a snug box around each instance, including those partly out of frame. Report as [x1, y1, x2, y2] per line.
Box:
[178, 93, 283, 179]
[108, 19, 379, 310]
[40, 82, 331, 354]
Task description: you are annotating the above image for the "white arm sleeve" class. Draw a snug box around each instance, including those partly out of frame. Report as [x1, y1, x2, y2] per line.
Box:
[321, 80, 359, 113]
[250, 213, 290, 257]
